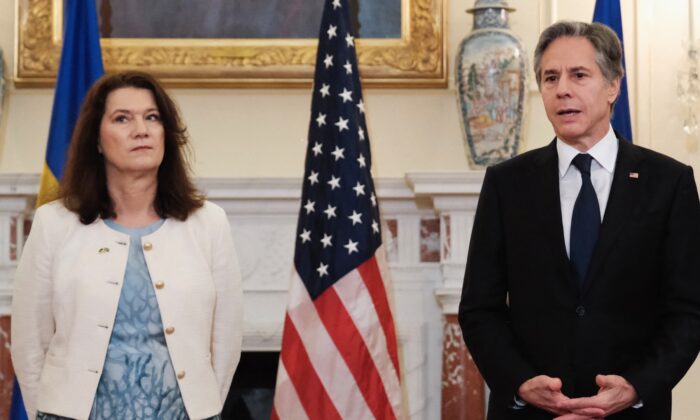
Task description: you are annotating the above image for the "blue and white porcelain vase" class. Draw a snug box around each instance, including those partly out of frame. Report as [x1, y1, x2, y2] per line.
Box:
[456, 0, 527, 168]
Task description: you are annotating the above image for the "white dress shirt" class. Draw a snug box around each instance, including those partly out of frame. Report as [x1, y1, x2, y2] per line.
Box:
[558, 125, 618, 257]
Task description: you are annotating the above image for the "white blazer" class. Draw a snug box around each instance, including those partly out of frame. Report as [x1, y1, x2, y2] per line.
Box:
[11, 200, 243, 420]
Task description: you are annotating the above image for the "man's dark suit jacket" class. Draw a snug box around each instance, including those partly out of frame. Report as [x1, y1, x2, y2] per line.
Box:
[459, 138, 700, 419]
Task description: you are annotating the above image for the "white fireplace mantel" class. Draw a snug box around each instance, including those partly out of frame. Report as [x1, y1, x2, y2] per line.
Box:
[0, 172, 485, 419]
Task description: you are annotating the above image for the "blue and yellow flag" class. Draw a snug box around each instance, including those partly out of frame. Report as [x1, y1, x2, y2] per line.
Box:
[9, 379, 27, 420]
[36, 0, 104, 206]
[593, 0, 633, 142]
[13, 1, 103, 418]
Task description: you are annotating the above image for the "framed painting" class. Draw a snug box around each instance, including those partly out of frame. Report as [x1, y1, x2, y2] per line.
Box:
[15, 0, 446, 87]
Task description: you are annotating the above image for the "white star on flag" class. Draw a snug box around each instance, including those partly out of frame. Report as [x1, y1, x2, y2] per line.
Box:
[345, 34, 355, 47]
[319, 84, 330, 98]
[323, 204, 337, 219]
[332, 0, 341, 9]
[299, 229, 311, 243]
[331, 146, 345, 161]
[312, 142, 323, 156]
[304, 200, 315, 214]
[328, 175, 341, 190]
[316, 113, 327, 127]
[358, 126, 365, 140]
[348, 210, 362, 225]
[307, 171, 319, 185]
[320, 233, 333, 248]
[372, 220, 380, 233]
[343, 60, 353, 74]
[357, 155, 366, 168]
[344, 239, 359, 254]
[335, 117, 349, 132]
[327, 25, 337, 39]
[353, 182, 366, 196]
[357, 99, 365, 113]
[324, 54, 334, 68]
[316, 262, 329, 277]
[339, 88, 353, 103]
[371, 193, 377, 207]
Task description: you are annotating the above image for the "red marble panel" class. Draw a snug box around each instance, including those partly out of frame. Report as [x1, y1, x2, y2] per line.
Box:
[0, 316, 14, 419]
[24, 218, 33, 245]
[442, 314, 484, 420]
[10, 216, 17, 261]
[419, 218, 440, 262]
[385, 218, 398, 262]
[9, 216, 33, 262]
[442, 214, 451, 260]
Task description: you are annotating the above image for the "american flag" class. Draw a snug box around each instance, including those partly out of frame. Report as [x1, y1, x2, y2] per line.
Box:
[271, 0, 402, 419]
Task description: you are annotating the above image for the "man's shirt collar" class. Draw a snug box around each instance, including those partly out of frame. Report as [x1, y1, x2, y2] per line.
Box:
[556, 125, 618, 178]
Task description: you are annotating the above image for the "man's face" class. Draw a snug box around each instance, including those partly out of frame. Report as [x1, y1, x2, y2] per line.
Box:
[539, 36, 620, 149]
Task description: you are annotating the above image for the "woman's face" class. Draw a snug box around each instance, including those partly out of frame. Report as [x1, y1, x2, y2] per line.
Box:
[99, 87, 165, 180]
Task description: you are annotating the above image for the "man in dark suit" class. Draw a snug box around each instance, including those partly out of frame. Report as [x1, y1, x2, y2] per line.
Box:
[459, 21, 700, 420]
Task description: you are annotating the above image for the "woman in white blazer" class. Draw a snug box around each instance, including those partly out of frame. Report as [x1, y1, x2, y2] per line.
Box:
[11, 71, 243, 420]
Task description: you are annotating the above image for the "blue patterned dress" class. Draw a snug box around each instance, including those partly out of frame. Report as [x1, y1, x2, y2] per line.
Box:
[38, 219, 221, 420]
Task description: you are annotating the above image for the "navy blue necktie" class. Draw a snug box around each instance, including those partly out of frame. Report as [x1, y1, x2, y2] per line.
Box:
[570, 154, 601, 289]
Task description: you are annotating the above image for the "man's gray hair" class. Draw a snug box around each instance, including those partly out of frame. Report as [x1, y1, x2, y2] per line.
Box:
[533, 21, 624, 88]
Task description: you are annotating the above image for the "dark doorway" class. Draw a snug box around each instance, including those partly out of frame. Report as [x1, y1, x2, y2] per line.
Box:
[222, 352, 279, 420]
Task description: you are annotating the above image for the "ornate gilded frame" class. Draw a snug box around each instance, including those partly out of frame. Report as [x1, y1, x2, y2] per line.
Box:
[15, 0, 446, 88]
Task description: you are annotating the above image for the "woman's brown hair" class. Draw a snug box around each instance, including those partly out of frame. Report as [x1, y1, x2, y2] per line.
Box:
[60, 71, 204, 224]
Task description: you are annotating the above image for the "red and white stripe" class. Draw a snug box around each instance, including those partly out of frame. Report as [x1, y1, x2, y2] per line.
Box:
[272, 254, 402, 420]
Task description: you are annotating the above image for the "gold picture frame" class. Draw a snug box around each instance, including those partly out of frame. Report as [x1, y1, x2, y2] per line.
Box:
[15, 0, 446, 88]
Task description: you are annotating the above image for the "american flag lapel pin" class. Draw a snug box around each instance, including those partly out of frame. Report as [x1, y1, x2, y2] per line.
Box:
[629, 172, 639, 179]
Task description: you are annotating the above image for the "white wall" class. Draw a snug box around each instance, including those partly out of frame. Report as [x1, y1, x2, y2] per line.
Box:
[2, 0, 700, 418]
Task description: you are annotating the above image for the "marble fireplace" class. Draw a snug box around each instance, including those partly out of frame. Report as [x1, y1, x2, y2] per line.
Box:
[0, 172, 486, 420]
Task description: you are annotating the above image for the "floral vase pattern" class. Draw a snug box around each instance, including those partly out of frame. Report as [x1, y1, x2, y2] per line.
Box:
[456, 0, 527, 168]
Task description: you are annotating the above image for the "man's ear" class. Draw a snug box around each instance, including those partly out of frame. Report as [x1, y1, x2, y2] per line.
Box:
[607, 77, 621, 105]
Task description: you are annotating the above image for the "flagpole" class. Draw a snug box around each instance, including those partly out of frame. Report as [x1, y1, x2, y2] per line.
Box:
[691, 0, 695, 42]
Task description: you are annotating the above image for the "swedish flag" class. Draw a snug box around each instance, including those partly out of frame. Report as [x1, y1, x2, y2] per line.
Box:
[593, 0, 633, 142]
[36, 0, 104, 206]
[13, 1, 103, 418]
